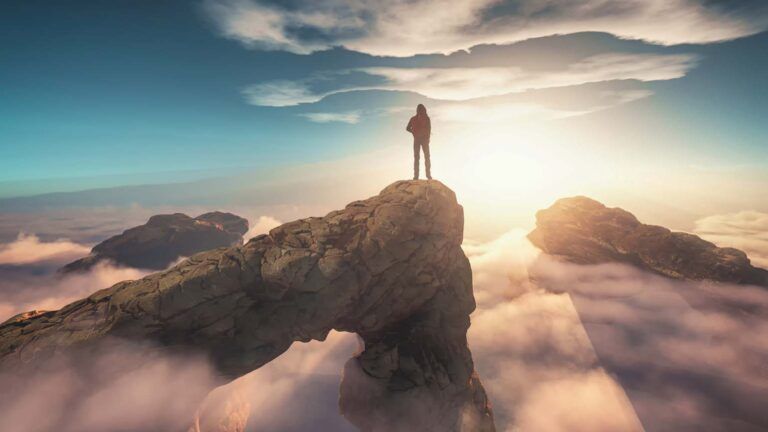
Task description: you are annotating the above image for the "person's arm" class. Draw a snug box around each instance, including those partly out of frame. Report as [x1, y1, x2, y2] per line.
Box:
[426, 117, 431, 138]
[406, 117, 413, 133]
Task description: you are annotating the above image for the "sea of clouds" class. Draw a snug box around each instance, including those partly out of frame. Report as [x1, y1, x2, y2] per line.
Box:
[1, 209, 767, 431]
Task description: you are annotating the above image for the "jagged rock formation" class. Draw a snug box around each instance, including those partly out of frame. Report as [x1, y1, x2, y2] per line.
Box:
[1, 181, 494, 432]
[529, 196, 768, 286]
[60, 211, 249, 272]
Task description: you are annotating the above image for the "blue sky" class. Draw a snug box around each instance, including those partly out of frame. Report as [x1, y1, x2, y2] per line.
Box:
[2, 0, 767, 199]
[1, 1, 387, 182]
[3, 5, 768, 430]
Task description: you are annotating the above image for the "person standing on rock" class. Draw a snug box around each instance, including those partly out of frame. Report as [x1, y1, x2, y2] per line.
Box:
[406, 104, 432, 180]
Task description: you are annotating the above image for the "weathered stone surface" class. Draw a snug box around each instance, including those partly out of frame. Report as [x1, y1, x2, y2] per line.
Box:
[1, 180, 494, 432]
[528, 196, 768, 286]
[60, 211, 249, 272]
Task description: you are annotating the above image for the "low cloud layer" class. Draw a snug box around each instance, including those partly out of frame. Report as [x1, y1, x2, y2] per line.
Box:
[465, 227, 768, 431]
[2, 215, 768, 430]
[694, 210, 768, 268]
[0, 339, 220, 432]
[196, 229, 635, 432]
[195, 331, 359, 431]
[529, 257, 768, 431]
[0, 233, 90, 265]
[0, 212, 289, 321]
[464, 230, 644, 431]
[0, 262, 151, 321]
[0, 234, 151, 321]
[0, 228, 358, 432]
[206, 0, 768, 56]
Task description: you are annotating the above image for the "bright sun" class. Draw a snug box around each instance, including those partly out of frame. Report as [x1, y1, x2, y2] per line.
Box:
[432, 122, 612, 236]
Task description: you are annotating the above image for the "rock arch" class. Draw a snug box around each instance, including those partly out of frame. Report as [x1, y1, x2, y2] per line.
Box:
[0, 181, 494, 432]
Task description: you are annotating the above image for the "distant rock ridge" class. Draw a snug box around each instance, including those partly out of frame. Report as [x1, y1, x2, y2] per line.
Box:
[60, 211, 249, 273]
[1, 180, 494, 432]
[528, 196, 768, 286]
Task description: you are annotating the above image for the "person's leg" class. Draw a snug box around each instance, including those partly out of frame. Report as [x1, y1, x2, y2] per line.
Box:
[423, 140, 431, 179]
[413, 139, 420, 180]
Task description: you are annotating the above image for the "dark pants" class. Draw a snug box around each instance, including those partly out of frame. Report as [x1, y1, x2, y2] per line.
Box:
[413, 138, 431, 179]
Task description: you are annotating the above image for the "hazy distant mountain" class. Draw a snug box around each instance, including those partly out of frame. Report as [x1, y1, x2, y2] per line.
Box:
[60, 211, 248, 272]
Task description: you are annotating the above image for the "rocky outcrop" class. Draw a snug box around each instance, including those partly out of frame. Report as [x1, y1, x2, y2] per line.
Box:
[60, 211, 249, 272]
[528, 196, 768, 286]
[1, 181, 494, 432]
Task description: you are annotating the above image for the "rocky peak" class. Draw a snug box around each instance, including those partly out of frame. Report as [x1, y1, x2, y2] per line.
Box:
[1, 180, 494, 432]
[529, 196, 768, 286]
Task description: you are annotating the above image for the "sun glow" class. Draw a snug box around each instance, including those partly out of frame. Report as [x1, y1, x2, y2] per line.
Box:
[434, 122, 610, 236]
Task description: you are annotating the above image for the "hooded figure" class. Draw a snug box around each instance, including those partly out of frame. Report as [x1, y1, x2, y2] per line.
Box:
[406, 104, 432, 180]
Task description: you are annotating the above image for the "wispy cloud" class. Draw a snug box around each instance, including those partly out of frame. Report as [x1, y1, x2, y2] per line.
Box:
[429, 89, 654, 123]
[362, 54, 696, 100]
[242, 80, 321, 107]
[242, 53, 698, 107]
[206, 0, 768, 56]
[299, 111, 361, 124]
